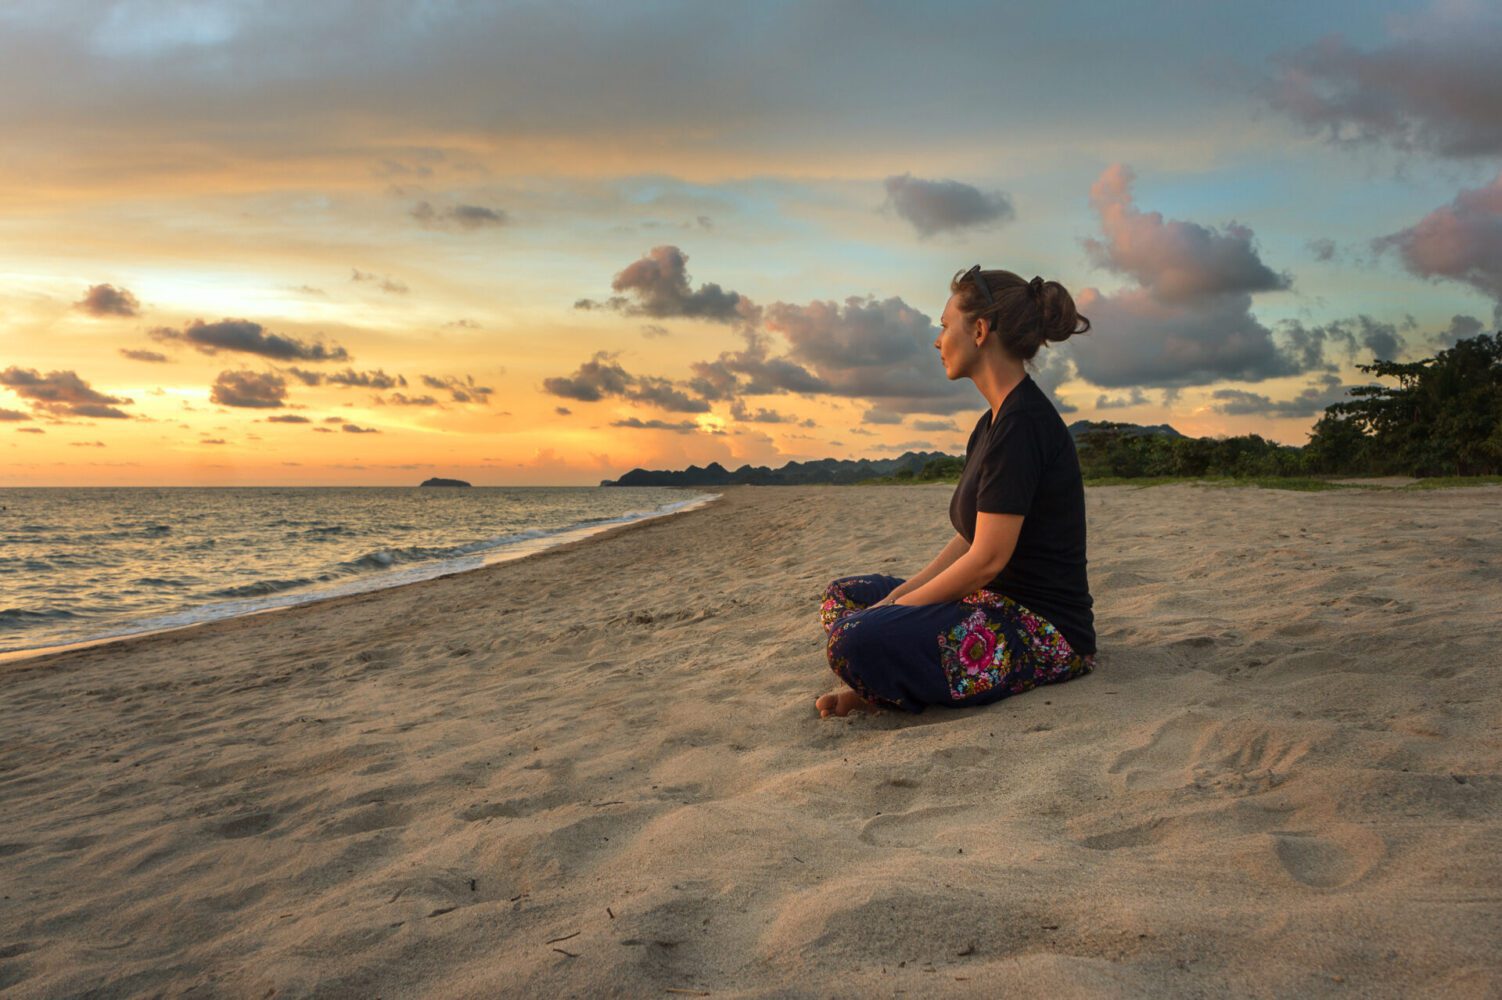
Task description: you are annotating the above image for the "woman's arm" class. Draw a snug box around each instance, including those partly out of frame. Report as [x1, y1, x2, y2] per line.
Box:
[894, 513, 1023, 607]
[877, 532, 971, 604]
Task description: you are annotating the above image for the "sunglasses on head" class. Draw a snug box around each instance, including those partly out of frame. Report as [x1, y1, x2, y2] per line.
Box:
[959, 264, 996, 310]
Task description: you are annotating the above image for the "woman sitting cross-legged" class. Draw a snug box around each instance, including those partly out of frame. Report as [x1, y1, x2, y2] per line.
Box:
[817, 266, 1097, 718]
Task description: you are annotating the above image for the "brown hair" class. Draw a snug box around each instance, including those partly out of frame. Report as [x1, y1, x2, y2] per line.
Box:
[949, 268, 1091, 362]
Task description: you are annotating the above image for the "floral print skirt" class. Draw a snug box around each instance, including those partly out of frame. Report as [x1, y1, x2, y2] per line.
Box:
[820, 573, 1095, 714]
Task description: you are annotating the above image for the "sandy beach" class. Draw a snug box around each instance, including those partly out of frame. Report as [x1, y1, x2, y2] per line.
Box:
[2, 481, 1500, 998]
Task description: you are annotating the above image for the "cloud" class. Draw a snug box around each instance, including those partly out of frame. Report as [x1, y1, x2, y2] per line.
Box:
[1094, 388, 1149, 409]
[729, 399, 798, 423]
[1306, 238, 1338, 262]
[265, 414, 310, 423]
[1071, 286, 1301, 389]
[0, 366, 134, 418]
[609, 417, 700, 433]
[1082, 164, 1291, 303]
[911, 418, 956, 432]
[686, 329, 828, 400]
[150, 319, 350, 362]
[351, 268, 408, 294]
[640, 323, 670, 338]
[861, 407, 904, 425]
[555, 406, 571, 415]
[0, 408, 32, 421]
[882, 173, 1015, 237]
[210, 369, 288, 408]
[1068, 164, 1317, 390]
[16, 426, 43, 433]
[75, 283, 140, 317]
[411, 200, 509, 229]
[1433, 313, 1486, 348]
[374, 392, 440, 406]
[119, 348, 169, 362]
[1276, 314, 1407, 368]
[1372, 171, 1502, 306]
[281, 366, 407, 389]
[1263, 5, 1502, 159]
[341, 423, 379, 433]
[575, 245, 758, 324]
[766, 296, 975, 413]
[200, 437, 227, 445]
[1210, 373, 1354, 418]
[542, 350, 708, 412]
[419, 373, 493, 403]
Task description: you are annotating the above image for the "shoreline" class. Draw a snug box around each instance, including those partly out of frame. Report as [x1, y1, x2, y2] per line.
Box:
[0, 490, 724, 671]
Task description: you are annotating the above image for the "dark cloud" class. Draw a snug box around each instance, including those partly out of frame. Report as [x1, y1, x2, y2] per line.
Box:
[686, 329, 828, 400]
[75, 283, 140, 317]
[374, 392, 440, 406]
[266, 414, 310, 423]
[411, 200, 509, 229]
[640, 323, 670, 338]
[16, 426, 43, 433]
[1210, 374, 1353, 418]
[342, 423, 379, 433]
[351, 268, 408, 294]
[69, 440, 105, 447]
[575, 246, 758, 325]
[882, 173, 1015, 237]
[210, 370, 288, 408]
[1276, 314, 1408, 368]
[766, 296, 975, 413]
[0, 366, 134, 419]
[1372, 171, 1502, 306]
[1082, 164, 1291, 303]
[0, 408, 31, 421]
[1263, 8, 1502, 159]
[555, 406, 571, 415]
[542, 351, 707, 412]
[1094, 388, 1149, 409]
[419, 373, 493, 403]
[609, 417, 700, 433]
[729, 399, 797, 423]
[626, 375, 710, 413]
[201, 437, 227, 445]
[119, 348, 169, 363]
[1306, 238, 1338, 262]
[1434, 313, 1486, 349]
[861, 407, 904, 425]
[911, 418, 956, 432]
[281, 366, 407, 389]
[150, 319, 350, 362]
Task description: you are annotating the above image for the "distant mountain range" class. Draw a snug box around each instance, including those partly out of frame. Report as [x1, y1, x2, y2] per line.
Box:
[600, 420, 1186, 487]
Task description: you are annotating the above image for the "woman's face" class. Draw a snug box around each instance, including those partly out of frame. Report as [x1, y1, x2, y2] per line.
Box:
[935, 293, 984, 380]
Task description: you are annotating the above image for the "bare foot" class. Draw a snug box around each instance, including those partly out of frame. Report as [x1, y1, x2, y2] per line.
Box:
[815, 688, 880, 718]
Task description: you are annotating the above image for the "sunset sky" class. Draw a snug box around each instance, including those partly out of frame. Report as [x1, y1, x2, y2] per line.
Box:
[3, 0, 1500, 486]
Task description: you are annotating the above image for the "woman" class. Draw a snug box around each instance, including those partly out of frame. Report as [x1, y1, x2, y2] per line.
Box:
[816, 266, 1096, 718]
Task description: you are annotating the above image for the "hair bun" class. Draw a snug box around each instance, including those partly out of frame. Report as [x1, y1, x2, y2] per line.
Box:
[1027, 275, 1045, 299]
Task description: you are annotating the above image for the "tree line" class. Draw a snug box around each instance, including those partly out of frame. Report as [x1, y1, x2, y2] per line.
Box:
[890, 332, 1502, 481]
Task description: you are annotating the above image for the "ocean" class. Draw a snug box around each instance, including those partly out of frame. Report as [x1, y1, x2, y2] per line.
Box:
[0, 486, 719, 660]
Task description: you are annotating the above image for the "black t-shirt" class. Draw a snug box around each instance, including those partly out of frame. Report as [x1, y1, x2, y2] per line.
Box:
[948, 373, 1096, 656]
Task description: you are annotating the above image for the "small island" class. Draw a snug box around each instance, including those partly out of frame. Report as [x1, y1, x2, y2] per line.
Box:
[419, 477, 472, 488]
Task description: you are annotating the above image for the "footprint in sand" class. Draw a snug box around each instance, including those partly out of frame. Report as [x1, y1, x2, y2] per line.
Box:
[1106, 712, 1312, 793]
[1268, 826, 1384, 889]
